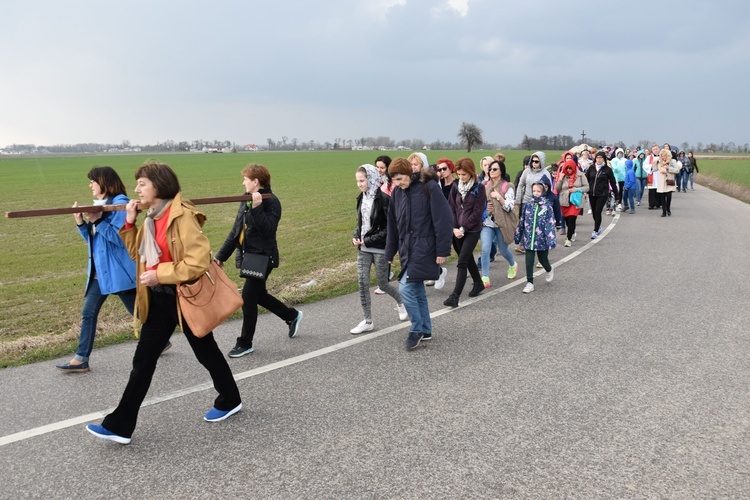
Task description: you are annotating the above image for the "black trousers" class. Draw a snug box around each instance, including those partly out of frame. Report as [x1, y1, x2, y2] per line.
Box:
[103, 288, 241, 438]
[648, 189, 662, 209]
[525, 250, 551, 284]
[589, 195, 608, 232]
[451, 231, 482, 297]
[661, 192, 673, 214]
[565, 216, 578, 241]
[238, 267, 297, 348]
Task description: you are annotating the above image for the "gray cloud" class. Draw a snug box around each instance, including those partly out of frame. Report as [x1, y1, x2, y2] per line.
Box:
[2, 0, 749, 148]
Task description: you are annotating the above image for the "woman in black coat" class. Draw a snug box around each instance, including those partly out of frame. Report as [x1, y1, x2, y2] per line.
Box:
[586, 152, 618, 239]
[215, 164, 303, 358]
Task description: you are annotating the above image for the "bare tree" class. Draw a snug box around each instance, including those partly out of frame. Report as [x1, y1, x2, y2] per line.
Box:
[458, 122, 483, 152]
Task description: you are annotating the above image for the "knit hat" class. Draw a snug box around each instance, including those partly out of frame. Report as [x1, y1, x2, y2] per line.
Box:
[388, 157, 412, 177]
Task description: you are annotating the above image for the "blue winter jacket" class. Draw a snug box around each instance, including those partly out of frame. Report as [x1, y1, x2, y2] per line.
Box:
[77, 193, 136, 295]
[385, 170, 453, 281]
[514, 196, 557, 251]
[624, 161, 637, 190]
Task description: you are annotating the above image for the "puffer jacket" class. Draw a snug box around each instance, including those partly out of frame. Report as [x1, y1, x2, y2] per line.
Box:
[385, 170, 453, 281]
[514, 196, 557, 251]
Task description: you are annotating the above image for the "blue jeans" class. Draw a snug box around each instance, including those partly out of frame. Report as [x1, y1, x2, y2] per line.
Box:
[687, 171, 695, 189]
[480, 226, 515, 277]
[623, 188, 635, 210]
[399, 269, 431, 335]
[681, 171, 690, 191]
[636, 178, 647, 202]
[76, 278, 136, 362]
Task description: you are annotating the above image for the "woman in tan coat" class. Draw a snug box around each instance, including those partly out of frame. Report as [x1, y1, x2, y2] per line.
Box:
[86, 160, 241, 445]
[654, 148, 680, 217]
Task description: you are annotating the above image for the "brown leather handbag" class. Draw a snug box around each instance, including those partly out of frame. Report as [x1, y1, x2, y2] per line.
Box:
[178, 259, 243, 337]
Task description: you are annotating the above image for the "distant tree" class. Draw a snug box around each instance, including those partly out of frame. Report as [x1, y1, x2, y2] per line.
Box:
[458, 122, 483, 152]
[292, 138, 298, 150]
[521, 134, 531, 150]
[267, 138, 275, 150]
[696, 142, 704, 152]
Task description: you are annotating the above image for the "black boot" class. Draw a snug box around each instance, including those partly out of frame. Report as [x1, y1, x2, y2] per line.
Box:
[443, 293, 459, 308]
[468, 281, 484, 298]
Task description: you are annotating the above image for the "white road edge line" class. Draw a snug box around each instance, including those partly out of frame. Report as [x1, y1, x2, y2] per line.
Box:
[0, 214, 619, 447]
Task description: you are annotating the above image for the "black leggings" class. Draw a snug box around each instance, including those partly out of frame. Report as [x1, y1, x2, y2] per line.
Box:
[589, 195, 608, 232]
[451, 231, 482, 296]
[525, 250, 551, 284]
[661, 192, 672, 214]
[565, 216, 577, 241]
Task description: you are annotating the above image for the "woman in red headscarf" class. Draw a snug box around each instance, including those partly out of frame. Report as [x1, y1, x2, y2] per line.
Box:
[555, 159, 589, 247]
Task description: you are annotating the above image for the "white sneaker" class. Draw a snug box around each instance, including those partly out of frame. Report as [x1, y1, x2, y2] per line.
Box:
[587, 209, 592, 214]
[434, 267, 448, 290]
[616, 203, 622, 212]
[396, 303, 408, 321]
[350, 320, 374, 334]
[424, 280, 435, 286]
[546, 267, 554, 283]
[522, 282, 535, 294]
[373, 287, 385, 295]
[571, 232, 576, 242]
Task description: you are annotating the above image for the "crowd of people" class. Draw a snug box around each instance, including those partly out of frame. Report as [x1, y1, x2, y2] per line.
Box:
[63, 145, 695, 443]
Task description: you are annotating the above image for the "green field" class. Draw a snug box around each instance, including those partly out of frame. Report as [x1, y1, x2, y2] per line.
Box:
[694, 157, 750, 188]
[0, 149, 539, 367]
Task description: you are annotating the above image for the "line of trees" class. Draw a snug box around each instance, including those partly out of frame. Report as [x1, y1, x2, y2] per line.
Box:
[517, 134, 750, 154]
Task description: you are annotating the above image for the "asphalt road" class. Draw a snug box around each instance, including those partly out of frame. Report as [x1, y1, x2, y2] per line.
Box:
[1, 185, 749, 498]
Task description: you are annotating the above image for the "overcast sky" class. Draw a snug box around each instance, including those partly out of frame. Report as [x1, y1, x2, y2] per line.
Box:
[2, 0, 749, 148]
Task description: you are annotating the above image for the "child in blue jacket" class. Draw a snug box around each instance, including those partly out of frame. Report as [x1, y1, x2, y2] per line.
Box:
[514, 182, 556, 294]
[623, 159, 637, 214]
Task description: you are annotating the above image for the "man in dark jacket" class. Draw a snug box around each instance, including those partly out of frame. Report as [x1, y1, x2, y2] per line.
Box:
[385, 157, 453, 350]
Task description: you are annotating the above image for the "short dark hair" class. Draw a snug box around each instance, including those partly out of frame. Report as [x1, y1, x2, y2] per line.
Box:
[489, 160, 510, 182]
[88, 166, 127, 198]
[375, 155, 391, 168]
[134, 160, 181, 199]
[242, 164, 271, 188]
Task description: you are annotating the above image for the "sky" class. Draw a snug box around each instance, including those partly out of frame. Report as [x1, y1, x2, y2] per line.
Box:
[2, 0, 749, 149]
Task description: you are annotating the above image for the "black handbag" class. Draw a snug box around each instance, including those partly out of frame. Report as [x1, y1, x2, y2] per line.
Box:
[240, 252, 270, 280]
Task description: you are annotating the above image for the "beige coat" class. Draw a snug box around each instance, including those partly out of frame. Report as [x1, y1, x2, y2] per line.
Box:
[484, 179, 518, 244]
[556, 172, 590, 207]
[654, 159, 680, 193]
[119, 193, 211, 330]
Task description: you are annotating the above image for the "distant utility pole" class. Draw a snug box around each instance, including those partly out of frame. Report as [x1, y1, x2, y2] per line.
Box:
[581, 130, 587, 144]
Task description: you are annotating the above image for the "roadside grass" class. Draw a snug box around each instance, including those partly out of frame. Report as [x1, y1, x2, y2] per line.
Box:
[694, 157, 750, 204]
[0, 149, 537, 367]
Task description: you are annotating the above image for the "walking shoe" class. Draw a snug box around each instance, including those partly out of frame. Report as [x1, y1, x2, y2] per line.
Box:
[507, 262, 518, 279]
[514, 246, 524, 254]
[571, 232, 576, 242]
[389, 270, 394, 280]
[616, 203, 622, 212]
[546, 267, 554, 283]
[86, 424, 131, 445]
[637, 201, 641, 206]
[587, 209, 592, 214]
[161, 341, 172, 355]
[443, 293, 459, 307]
[421, 332, 432, 341]
[564, 239, 571, 247]
[396, 303, 408, 321]
[405, 331, 423, 350]
[204, 403, 243, 422]
[535, 262, 543, 268]
[606, 209, 612, 216]
[287, 310, 303, 338]
[228, 345, 254, 358]
[591, 231, 598, 239]
[350, 320, 374, 334]
[522, 282, 535, 294]
[629, 209, 635, 214]
[434, 267, 448, 290]
[424, 280, 435, 286]
[373, 287, 385, 295]
[468, 281, 484, 298]
[56, 361, 90, 373]
[482, 276, 491, 288]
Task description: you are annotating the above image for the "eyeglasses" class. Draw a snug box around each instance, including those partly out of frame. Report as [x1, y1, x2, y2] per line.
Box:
[489, 167, 501, 172]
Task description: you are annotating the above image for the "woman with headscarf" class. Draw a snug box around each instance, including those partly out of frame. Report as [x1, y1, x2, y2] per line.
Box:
[350, 164, 408, 334]
[555, 159, 589, 247]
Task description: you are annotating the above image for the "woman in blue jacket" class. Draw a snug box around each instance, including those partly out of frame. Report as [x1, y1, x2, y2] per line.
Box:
[56, 167, 138, 373]
[385, 158, 453, 350]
